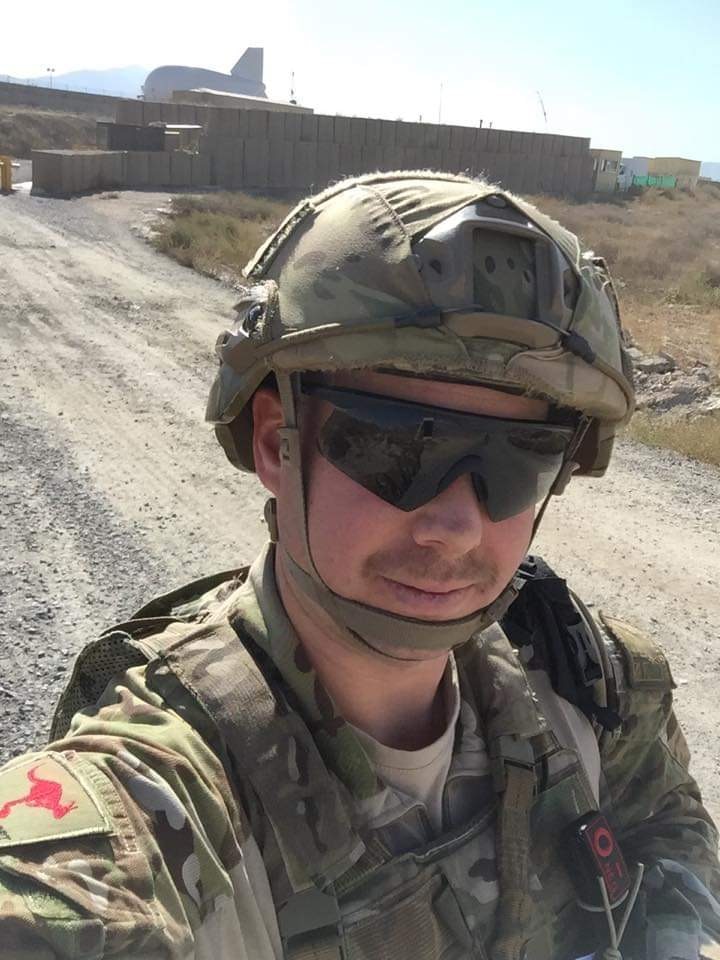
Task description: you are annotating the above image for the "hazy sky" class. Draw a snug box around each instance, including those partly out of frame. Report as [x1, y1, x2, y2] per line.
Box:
[4, 0, 719, 160]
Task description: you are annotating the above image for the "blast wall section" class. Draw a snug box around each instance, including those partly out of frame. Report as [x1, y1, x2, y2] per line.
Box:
[115, 99, 593, 198]
[31, 149, 210, 194]
[32, 99, 594, 197]
[200, 110, 593, 197]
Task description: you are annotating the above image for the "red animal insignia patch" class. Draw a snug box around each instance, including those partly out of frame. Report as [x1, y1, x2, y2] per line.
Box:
[0, 754, 112, 848]
[0, 765, 78, 821]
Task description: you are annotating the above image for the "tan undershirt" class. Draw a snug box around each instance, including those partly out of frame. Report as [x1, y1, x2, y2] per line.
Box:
[348, 658, 461, 834]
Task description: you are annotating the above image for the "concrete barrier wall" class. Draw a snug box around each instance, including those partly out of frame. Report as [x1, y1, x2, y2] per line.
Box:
[97, 122, 166, 151]
[116, 100, 204, 126]
[197, 109, 593, 197]
[0, 81, 126, 118]
[114, 99, 592, 197]
[31, 149, 212, 194]
[32, 101, 594, 198]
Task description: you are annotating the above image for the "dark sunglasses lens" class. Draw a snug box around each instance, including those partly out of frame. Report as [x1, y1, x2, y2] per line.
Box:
[315, 393, 571, 519]
[317, 407, 427, 503]
[481, 428, 567, 520]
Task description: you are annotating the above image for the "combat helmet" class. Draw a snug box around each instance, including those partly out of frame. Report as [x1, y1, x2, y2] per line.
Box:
[206, 171, 635, 658]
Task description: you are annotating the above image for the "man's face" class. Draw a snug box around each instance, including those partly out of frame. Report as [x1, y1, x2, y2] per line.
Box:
[273, 370, 548, 624]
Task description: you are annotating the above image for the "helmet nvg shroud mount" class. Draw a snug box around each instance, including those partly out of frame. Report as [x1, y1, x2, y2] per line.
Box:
[206, 171, 635, 660]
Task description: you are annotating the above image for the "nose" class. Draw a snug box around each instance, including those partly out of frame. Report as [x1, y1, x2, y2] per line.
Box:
[408, 473, 487, 555]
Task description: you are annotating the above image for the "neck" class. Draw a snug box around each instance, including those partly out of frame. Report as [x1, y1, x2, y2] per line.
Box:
[275, 548, 450, 751]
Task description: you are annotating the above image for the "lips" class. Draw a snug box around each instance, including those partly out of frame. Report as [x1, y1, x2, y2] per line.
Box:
[378, 576, 478, 620]
[387, 579, 471, 596]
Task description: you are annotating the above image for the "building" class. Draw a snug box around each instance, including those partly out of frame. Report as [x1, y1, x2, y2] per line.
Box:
[618, 156, 650, 190]
[171, 88, 311, 115]
[649, 157, 701, 190]
[618, 155, 701, 190]
[143, 48, 266, 102]
[590, 148, 622, 192]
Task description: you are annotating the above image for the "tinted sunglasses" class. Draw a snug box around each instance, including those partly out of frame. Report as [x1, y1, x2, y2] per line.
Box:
[302, 384, 576, 522]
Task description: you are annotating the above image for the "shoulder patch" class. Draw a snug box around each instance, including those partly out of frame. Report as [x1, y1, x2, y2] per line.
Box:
[0, 754, 112, 849]
[599, 613, 675, 690]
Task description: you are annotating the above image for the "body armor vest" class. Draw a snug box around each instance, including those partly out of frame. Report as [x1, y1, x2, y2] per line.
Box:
[51, 559, 677, 960]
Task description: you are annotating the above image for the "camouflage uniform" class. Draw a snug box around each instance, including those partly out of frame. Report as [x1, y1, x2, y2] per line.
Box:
[1, 545, 719, 959]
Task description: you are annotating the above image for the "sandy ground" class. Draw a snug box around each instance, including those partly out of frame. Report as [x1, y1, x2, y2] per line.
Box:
[1, 188, 719, 824]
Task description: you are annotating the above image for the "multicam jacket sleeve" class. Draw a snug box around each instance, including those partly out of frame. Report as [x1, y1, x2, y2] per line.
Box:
[0, 665, 281, 960]
[598, 616, 720, 958]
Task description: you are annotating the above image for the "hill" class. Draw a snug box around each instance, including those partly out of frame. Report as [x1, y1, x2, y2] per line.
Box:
[11, 66, 148, 98]
[701, 161, 720, 182]
[0, 107, 96, 157]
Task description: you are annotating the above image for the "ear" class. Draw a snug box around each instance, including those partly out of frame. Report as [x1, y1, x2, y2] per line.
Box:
[252, 387, 284, 496]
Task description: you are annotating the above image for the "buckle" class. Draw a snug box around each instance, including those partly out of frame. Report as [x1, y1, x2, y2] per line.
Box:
[278, 886, 343, 958]
[566, 620, 603, 686]
[491, 735, 537, 792]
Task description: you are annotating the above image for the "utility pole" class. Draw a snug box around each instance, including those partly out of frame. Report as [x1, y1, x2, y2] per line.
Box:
[438, 82, 443, 124]
[289, 71, 296, 105]
[47, 67, 55, 88]
[536, 90, 548, 129]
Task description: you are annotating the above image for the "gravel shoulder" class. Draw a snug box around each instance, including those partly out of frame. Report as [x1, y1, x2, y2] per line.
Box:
[1, 188, 719, 822]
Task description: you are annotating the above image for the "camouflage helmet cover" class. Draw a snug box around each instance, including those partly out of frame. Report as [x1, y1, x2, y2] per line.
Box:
[206, 171, 635, 477]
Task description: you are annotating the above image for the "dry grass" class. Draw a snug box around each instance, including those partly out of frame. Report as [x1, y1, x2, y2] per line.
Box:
[0, 107, 96, 157]
[152, 192, 291, 281]
[625, 412, 720, 466]
[531, 182, 720, 370]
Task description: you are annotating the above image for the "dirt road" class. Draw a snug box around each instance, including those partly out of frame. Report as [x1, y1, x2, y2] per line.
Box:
[1, 189, 719, 821]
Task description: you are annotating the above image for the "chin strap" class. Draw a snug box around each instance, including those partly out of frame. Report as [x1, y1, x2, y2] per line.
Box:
[531, 416, 593, 542]
[280, 544, 522, 660]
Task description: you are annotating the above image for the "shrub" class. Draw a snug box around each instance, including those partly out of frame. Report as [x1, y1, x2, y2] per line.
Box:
[152, 192, 291, 282]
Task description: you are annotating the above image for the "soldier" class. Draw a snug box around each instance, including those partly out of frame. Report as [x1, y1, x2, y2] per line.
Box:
[1, 171, 719, 959]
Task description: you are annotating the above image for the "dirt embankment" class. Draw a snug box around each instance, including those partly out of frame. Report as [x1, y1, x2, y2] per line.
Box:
[1, 189, 719, 823]
[0, 106, 97, 159]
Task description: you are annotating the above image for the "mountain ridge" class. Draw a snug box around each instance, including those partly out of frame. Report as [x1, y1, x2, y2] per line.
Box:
[7, 66, 148, 98]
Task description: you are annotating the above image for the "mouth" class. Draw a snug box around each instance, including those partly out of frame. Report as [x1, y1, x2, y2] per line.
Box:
[387, 578, 472, 596]
[378, 576, 477, 618]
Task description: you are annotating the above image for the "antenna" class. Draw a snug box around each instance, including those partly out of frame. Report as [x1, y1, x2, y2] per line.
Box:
[536, 90, 548, 128]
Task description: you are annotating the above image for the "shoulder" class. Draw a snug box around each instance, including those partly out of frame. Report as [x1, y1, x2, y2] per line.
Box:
[51, 566, 251, 741]
[592, 611, 686, 765]
[0, 667, 253, 956]
[594, 611, 675, 699]
[130, 565, 249, 621]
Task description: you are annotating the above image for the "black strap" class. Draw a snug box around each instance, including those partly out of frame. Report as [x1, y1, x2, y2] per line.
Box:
[502, 556, 621, 732]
